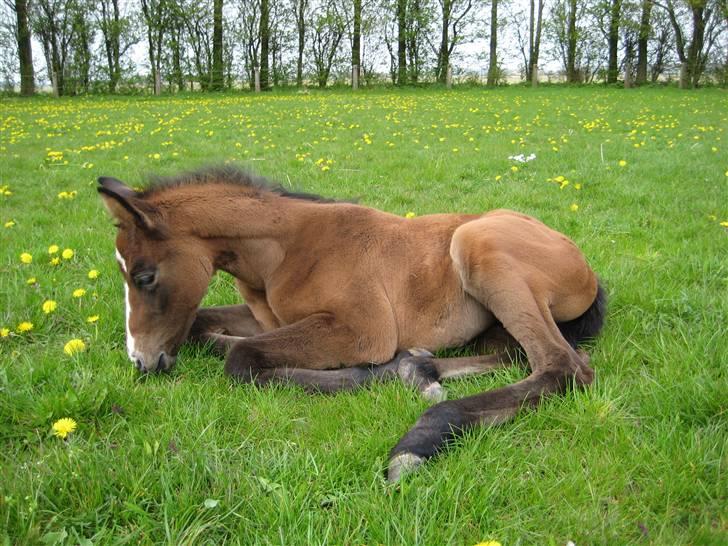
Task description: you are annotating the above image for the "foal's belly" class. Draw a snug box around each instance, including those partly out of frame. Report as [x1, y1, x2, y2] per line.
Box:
[397, 294, 494, 352]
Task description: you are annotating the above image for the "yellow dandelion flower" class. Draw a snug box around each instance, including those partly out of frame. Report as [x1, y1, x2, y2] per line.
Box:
[62, 248, 74, 260]
[618, 160, 627, 167]
[1, 327, 9, 338]
[570, 203, 579, 212]
[27, 277, 37, 285]
[405, 212, 416, 219]
[52, 417, 77, 439]
[50, 257, 60, 266]
[86, 315, 99, 323]
[17, 321, 33, 333]
[42, 300, 57, 314]
[72, 288, 86, 298]
[473, 542, 502, 546]
[48, 244, 59, 254]
[495, 175, 502, 181]
[20, 252, 32, 264]
[575, 183, 582, 190]
[87, 269, 99, 279]
[554, 175, 565, 182]
[510, 166, 518, 172]
[64, 338, 86, 356]
[4, 220, 14, 228]
[720, 221, 728, 228]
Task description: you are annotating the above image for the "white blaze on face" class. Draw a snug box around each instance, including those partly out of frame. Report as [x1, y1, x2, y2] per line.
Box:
[115, 248, 136, 363]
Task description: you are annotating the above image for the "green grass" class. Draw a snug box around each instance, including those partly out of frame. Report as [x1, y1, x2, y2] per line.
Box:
[1, 87, 727, 545]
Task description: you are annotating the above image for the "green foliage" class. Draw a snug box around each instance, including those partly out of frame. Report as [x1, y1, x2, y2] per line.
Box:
[1, 87, 726, 544]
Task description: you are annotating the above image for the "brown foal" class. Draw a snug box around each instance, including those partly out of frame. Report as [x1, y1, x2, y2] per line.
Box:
[98, 166, 606, 482]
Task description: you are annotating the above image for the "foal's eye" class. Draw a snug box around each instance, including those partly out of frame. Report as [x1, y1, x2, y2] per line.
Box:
[134, 271, 157, 289]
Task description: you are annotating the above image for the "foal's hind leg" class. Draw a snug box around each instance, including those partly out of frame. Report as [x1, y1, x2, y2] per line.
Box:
[387, 257, 595, 481]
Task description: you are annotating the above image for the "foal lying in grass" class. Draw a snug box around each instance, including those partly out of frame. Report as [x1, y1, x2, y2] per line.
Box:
[98, 166, 606, 482]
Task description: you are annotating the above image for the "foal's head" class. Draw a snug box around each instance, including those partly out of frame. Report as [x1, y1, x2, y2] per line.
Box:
[98, 177, 213, 373]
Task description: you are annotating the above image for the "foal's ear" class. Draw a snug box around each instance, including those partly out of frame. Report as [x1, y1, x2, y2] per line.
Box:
[97, 176, 159, 232]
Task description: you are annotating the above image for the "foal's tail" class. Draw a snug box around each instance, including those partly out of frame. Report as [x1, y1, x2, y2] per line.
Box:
[557, 280, 608, 348]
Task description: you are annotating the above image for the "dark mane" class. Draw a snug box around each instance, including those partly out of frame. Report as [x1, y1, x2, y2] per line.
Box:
[138, 165, 340, 203]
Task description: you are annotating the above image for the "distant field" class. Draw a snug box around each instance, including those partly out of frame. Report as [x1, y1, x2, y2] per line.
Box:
[1, 87, 726, 544]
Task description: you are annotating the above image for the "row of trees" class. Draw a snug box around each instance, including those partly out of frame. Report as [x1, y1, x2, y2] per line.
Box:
[1, 0, 726, 95]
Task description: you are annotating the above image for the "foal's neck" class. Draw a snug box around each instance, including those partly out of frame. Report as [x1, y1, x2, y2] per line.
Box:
[161, 183, 317, 289]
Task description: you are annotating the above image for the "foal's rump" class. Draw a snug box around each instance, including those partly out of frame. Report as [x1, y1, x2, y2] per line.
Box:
[449, 209, 601, 340]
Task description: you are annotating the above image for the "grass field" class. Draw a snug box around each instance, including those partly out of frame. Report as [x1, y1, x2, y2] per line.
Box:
[1, 87, 726, 545]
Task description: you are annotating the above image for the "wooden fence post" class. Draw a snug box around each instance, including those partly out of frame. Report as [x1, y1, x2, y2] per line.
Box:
[254, 68, 261, 92]
[624, 60, 633, 88]
[352, 64, 359, 90]
[446, 65, 452, 89]
[531, 64, 538, 87]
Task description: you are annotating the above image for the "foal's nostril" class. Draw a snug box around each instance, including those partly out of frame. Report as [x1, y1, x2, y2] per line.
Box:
[134, 358, 143, 371]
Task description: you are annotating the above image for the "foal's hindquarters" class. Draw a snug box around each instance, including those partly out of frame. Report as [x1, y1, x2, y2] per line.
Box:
[386, 210, 602, 480]
[191, 209, 605, 482]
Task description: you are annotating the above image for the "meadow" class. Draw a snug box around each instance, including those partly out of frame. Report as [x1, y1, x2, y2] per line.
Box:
[1, 87, 726, 545]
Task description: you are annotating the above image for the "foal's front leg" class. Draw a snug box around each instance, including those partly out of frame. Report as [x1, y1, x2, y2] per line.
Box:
[187, 304, 263, 354]
[224, 312, 391, 379]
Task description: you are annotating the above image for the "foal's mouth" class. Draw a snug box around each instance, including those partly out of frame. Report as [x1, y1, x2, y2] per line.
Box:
[134, 352, 177, 374]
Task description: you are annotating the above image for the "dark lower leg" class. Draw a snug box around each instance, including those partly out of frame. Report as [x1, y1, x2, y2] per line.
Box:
[230, 350, 413, 393]
[387, 368, 568, 482]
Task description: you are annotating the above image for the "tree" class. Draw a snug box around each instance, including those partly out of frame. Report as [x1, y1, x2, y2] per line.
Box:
[529, 0, 545, 81]
[396, 0, 407, 83]
[486, 0, 499, 85]
[352, 0, 361, 71]
[7, 0, 35, 94]
[32, 0, 75, 95]
[566, 0, 577, 81]
[606, 0, 622, 82]
[211, 0, 224, 89]
[140, 0, 169, 93]
[259, 0, 270, 88]
[310, 0, 345, 87]
[292, 0, 308, 86]
[635, 0, 652, 83]
[435, 0, 473, 83]
[654, 0, 726, 87]
[97, 0, 137, 93]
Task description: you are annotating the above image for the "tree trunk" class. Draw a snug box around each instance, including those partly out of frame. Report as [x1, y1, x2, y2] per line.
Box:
[259, 0, 270, 89]
[486, 0, 498, 86]
[352, 0, 361, 70]
[438, 0, 451, 83]
[566, 0, 578, 82]
[527, 0, 544, 83]
[686, 5, 705, 87]
[295, 0, 305, 86]
[607, 0, 621, 83]
[171, 27, 184, 92]
[211, 0, 224, 89]
[15, 0, 35, 95]
[635, 0, 651, 85]
[397, 0, 407, 84]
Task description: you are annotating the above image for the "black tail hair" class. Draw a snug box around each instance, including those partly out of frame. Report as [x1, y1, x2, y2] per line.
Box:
[557, 280, 608, 348]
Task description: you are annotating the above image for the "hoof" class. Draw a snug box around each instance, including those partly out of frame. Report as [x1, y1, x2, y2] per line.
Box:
[397, 357, 420, 385]
[387, 452, 425, 483]
[422, 382, 447, 403]
[407, 347, 434, 358]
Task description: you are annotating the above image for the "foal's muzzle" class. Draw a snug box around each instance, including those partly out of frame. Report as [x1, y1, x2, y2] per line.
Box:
[132, 351, 176, 373]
